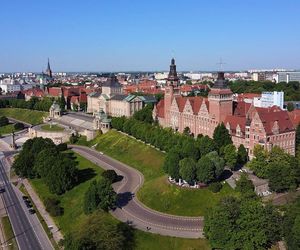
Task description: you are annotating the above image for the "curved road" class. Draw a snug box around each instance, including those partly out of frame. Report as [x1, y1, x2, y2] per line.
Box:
[71, 145, 204, 238]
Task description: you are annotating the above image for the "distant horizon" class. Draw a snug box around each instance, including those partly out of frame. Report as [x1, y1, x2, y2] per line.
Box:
[1, 1, 299, 72]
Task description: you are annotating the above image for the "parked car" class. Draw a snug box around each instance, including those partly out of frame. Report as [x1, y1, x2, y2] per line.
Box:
[29, 209, 36, 214]
[0, 188, 5, 193]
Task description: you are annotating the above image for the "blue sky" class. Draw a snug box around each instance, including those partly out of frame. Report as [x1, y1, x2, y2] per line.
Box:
[1, 0, 300, 72]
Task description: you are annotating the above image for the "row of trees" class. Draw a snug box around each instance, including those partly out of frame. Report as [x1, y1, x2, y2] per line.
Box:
[0, 96, 67, 112]
[112, 115, 248, 184]
[229, 80, 300, 101]
[13, 138, 78, 195]
[247, 145, 300, 192]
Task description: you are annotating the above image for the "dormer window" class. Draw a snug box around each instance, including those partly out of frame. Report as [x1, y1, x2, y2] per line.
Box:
[272, 121, 279, 135]
[236, 124, 241, 137]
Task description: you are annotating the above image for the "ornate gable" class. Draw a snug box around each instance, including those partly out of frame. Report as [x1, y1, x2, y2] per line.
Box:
[171, 98, 179, 112]
[183, 99, 193, 114]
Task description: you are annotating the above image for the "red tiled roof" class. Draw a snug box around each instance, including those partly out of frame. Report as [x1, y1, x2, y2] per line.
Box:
[255, 106, 294, 135]
[48, 87, 62, 97]
[233, 101, 251, 117]
[175, 97, 188, 112]
[224, 115, 246, 134]
[237, 93, 261, 101]
[288, 110, 300, 128]
[209, 89, 232, 95]
[23, 88, 45, 97]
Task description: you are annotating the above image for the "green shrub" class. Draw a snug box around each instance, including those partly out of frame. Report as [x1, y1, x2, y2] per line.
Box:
[0, 116, 9, 127]
[14, 122, 24, 130]
[208, 182, 222, 193]
[44, 198, 64, 217]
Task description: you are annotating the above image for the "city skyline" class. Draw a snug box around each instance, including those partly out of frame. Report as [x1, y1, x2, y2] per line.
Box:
[1, 0, 300, 72]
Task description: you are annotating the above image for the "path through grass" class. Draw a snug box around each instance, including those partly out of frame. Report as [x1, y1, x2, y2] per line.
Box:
[0, 108, 47, 125]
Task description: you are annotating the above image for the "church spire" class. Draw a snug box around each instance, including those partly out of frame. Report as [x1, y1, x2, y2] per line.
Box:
[45, 58, 52, 78]
[167, 58, 179, 86]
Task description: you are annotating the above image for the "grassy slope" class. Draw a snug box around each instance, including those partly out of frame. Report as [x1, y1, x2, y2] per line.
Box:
[40, 124, 64, 132]
[0, 108, 47, 125]
[30, 151, 210, 250]
[88, 130, 236, 216]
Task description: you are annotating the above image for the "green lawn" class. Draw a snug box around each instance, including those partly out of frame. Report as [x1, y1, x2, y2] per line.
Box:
[1, 216, 18, 250]
[40, 124, 64, 132]
[30, 150, 210, 249]
[0, 108, 47, 125]
[134, 230, 210, 250]
[83, 130, 236, 216]
[0, 124, 21, 135]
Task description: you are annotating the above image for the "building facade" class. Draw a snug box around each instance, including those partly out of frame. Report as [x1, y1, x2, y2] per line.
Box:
[87, 74, 156, 117]
[153, 59, 296, 158]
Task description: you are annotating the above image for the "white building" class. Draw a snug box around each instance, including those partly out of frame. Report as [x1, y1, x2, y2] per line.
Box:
[275, 72, 300, 83]
[253, 91, 284, 109]
[0, 79, 21, 93]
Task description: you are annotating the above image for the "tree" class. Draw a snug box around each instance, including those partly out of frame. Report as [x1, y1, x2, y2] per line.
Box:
[183, 127, 191, 136]
[237, 144, 248, 165]
[44, 198, 63, 217]
[223, 144, 237, 170]
[247, 145, 268, 178]
[101, 170, 118, 183]
[133, 104, 153, 124]
[64, 212, 128, 250]
[163, 149, 181, 179]
[196, 135, 216, 157]
[83, 178, 117, 214]
[213, 123, 232, 152]
[46, 156, 78, 195]
[179, 158, 197, 184]
[296, 123, 300, 147]
[204, 196, 283, 249]
[236, 173, 256, 199]
[287, 102, 295, 111]
[0, 116, 9, 127]
[197, 151, 225, 184]
[14, 122, 24, 130]
[59, 95, 66, 111]
[268, 160, 296, 192]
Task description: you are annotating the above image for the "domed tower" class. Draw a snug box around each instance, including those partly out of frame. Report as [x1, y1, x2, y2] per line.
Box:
[208, 72, 233, 123]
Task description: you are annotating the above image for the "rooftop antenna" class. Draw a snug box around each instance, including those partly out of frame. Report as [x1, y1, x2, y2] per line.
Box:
[216, 57, 226, 71]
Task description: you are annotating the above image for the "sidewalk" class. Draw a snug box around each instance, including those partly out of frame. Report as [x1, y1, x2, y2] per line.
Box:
[22, 179, 63, 244]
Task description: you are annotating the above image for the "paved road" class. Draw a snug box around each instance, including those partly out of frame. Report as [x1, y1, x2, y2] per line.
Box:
[0, 156, 43, 250]
[71, 145, 204, 238]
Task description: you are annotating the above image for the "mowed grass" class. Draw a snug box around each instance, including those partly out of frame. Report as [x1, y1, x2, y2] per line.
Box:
[40, 124, 64, 132]
[1, 216, 18, 250]
[134, 230, 210, 250]
[30, 149, 210, 249]
[89, 130, 236, 216]
[30, 151, 103, 233]
[0, 108, 47, 125]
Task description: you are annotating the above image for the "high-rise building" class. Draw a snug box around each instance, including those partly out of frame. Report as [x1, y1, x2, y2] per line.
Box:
[276, 72, 300, 83]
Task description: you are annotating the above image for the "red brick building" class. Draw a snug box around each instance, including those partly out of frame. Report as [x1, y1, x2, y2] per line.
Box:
[153, 59, 295, 158]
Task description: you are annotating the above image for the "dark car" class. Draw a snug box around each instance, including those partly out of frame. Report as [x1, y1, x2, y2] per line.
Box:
[29, 209, 35, 214]
[0, 188, 5, 193]
[22, 196, 28, 201]
[25, 201, 32, 208]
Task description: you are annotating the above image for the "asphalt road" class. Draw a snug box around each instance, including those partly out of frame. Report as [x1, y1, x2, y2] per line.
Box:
[0, 157, 43, 250]
[71, 145, 204, 238]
